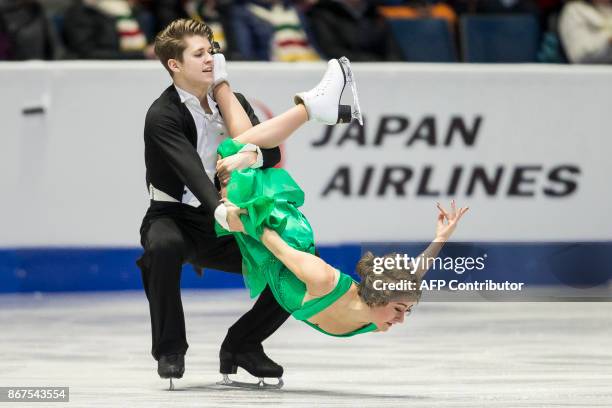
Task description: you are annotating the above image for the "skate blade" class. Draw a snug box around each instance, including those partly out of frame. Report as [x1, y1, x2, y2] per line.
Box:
[217, 374, 284, 390]
[338, 56, 363, 126]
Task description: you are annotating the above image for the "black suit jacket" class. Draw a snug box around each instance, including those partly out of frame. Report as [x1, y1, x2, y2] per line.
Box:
[143, 85, 280, 212]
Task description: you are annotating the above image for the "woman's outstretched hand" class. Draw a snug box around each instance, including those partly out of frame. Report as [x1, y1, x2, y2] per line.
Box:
[434, 200, 469, 242]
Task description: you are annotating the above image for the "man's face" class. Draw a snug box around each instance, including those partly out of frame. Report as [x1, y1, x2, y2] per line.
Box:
[172, 35, 214, 89]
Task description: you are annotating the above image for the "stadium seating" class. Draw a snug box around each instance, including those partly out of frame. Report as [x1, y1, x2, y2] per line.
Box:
[389, 18, 457, 62]
[460, 14, 540, 62]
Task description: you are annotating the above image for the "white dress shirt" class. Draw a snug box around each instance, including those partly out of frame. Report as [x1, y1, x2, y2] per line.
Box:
[173, 85, 263, 229]
[175, 85, 227, 208]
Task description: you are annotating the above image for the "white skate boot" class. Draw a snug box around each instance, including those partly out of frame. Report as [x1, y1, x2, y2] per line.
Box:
[294, 56, 363, 126]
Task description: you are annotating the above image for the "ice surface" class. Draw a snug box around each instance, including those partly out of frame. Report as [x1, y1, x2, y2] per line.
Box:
[1, 290, 611, 407]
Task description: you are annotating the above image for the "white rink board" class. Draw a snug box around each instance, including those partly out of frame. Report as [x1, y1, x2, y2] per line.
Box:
[1, 62, 611, 245]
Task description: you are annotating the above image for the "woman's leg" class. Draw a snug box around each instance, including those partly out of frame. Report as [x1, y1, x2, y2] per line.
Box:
[214, 83, 309, 149]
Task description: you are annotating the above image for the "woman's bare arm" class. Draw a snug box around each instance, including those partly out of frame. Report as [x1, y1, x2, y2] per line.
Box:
[411, 241, 445, 281]
[412, 200, 469, 280]
[261, 228, 337, 297]
[213, 82, 254, 138]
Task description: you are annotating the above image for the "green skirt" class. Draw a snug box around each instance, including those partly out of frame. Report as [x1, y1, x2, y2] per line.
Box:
[215, 139, 315, 313]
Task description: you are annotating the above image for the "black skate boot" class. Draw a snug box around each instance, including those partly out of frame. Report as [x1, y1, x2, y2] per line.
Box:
[158, 353, 184, 390]
[218, 348, 284, 389]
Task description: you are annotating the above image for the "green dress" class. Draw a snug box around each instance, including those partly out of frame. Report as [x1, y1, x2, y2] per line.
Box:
[215, 139, 377, 337]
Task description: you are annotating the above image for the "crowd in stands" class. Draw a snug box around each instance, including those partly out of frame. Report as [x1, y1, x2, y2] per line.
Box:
[0, 0, 611, 63]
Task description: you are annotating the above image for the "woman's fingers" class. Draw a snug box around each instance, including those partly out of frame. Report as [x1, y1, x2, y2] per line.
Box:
[221, 198, 247, 216]
[436, 202, 450, 219]
[438, 201, 470, 224]
[439, 210, 449, 224]
[223, 198, 237, 208]
[438, 201, 469, 223]
[450, 207, 469, 225]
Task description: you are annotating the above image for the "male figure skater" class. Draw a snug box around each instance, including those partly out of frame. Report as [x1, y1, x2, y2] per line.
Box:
[137, 18, 289, 388]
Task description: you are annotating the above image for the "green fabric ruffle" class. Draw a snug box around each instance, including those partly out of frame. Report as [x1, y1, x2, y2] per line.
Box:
[215, 139, 315, 311]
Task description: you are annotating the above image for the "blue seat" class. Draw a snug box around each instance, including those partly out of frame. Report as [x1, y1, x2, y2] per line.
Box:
[388, 18, 457, 62]
[460, 14, 540, 62]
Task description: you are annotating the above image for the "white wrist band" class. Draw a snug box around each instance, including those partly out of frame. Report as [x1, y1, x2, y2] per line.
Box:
[214, 203, 230, 231]
[238, 143, 263, 168]
[212, 53, 229, 90]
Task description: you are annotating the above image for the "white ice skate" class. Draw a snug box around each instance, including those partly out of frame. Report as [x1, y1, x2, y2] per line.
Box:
[294, 56, 363, 126]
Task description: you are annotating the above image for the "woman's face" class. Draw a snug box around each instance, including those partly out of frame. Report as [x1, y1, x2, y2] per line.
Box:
[370, 301, 416, 332]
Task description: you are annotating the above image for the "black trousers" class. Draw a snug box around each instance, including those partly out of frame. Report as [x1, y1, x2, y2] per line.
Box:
[137, 201, 290, 361]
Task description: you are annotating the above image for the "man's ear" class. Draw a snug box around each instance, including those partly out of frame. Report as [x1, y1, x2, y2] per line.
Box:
[168, 58, 181, 74]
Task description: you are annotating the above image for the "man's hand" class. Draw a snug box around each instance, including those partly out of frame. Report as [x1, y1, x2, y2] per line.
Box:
[434, 200, 469, 242]
[223, 198, 247, 233]
[216, 152, 257, 185]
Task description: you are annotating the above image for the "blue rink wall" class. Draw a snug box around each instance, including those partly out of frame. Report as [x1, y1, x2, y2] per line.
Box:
[1, 243, 611, 293]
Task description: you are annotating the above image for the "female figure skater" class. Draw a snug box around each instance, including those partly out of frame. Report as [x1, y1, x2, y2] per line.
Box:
[211, 56, 468, 382]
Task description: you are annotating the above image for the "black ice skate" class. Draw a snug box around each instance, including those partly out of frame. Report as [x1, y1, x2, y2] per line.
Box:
[294, 56, 363, 126]
[158, 353, 184, 391]
[217, 348, 284, 389]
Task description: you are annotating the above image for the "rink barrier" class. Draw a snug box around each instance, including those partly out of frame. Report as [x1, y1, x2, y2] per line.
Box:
[2, 63, 612, 247]
[0, 242, 611, 293]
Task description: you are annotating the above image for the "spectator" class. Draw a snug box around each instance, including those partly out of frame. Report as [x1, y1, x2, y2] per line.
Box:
[245, 0, 320, 61]
[63, 0, 155, 59]
[534, 0, 565, 62]
[305, 0, 403, 61]
[378, 1, 458, 26]
[0, 0, 55, 60]
[142, 1, 239, 58]
[138, 0, 184, 33]
[450, 0, 539, 14]
[229, 1, 274, 60]
[538, 0, 564, 19]
[559, 0, 612, 63]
